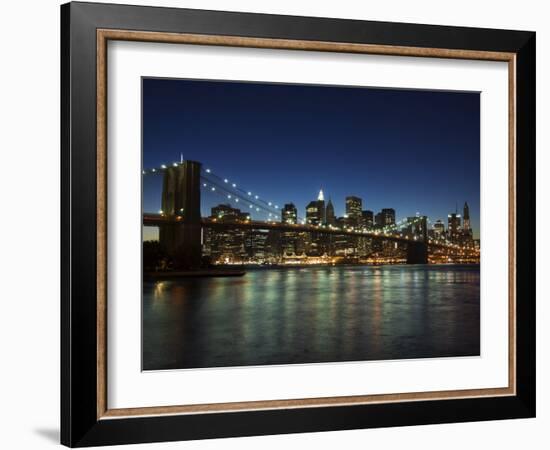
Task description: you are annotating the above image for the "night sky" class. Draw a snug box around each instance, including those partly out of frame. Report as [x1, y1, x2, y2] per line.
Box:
[143, 78, 480, 239]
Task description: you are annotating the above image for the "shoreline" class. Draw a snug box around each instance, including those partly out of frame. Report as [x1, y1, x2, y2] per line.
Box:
[215, 262, 480, 270]
[145, 263, 480, 279]
[144, 269, 246, 280]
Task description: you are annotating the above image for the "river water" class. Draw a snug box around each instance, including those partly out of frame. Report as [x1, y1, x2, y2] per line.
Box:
[143, 265, 480, 370]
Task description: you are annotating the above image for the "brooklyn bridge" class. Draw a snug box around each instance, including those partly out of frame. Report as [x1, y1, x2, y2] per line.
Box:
[142, 160, 478, 269]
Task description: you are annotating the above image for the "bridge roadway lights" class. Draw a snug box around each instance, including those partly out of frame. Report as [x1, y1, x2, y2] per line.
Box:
[158, 160, 203, 269]
[406, 241, 428, 264]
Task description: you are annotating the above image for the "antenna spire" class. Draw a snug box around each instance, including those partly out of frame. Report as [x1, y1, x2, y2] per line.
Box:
[180, 153, 184, 164]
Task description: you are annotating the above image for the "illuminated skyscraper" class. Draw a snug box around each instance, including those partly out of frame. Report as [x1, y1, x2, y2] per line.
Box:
[304, 190, 327, 256]
[375, 208, 396, 229]
[362, 210, 374, 229]
[460, 201, 473, 245]
[463, 202, 471, 231]
[447, 212, 462, 242]
[306, 201, 321, 225]
[374, 211, 384, 228]
[207, 204, 248, 262]
[281, 203, 299, 256]
[345, 196, 362, 225]
[244, 230, 269, 261]
[281, 203, 298, 224]
[381, 208, 396, 226]
[433, 219, 445, 238]
[306, 190, 326, 225]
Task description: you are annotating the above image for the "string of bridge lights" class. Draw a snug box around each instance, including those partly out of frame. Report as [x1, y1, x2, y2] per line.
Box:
[201, 178, 282, 220]
[201, 167, 283, 214]
[141, 161, 285, 218]
[142, 163, 428, 228]
[201, 181, 282, 221]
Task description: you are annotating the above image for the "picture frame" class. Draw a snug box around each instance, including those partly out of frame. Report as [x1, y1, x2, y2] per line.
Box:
[61, 1, 536, 447]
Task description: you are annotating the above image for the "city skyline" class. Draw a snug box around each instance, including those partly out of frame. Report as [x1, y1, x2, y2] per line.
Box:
[143, 78, 480, 240]
[202, 191, 473, 231]
[143, 179, 476, 242]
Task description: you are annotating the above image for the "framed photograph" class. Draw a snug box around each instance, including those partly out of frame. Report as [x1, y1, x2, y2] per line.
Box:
[61, 2, 536, 447]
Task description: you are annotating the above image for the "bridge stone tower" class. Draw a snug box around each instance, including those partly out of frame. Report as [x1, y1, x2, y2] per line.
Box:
[159, 160, 202, 269]
[406, 216, 428, 264]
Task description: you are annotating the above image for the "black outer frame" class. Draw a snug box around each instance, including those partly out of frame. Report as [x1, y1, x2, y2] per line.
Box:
[61, 1, 536, 447]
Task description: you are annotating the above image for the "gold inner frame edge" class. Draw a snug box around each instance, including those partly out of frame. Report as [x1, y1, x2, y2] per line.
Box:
[96, 28, 517, 420]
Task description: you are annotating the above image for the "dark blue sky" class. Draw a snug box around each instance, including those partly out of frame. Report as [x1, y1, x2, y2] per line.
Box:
[143, 78, 480, 238]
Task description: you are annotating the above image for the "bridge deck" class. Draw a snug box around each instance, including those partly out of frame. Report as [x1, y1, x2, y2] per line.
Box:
[143, 214, 466, 250]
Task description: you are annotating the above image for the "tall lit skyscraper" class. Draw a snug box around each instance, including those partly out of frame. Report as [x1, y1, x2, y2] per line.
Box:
[244, 230, 269, 262]
[281, 203, 298, 256]
[317, 189, 326, 224]
[306, 189, 326, 225]
[304, 190, 327, 256]
[463, 202, 471, 231]
[207, 203, 248, 262]
[461, 201, 473, 244]
[374, 211, 384, 228]
[433, 219, 445, 238]
[306, 201, 322, 225]
[362, 210, 374, 229]
[447, 212, 461, 242]
[374, 208, 396, 228]
[381, 208, 396, 226]
[345, 196, 362, 224]
[281, 203, 298, 224]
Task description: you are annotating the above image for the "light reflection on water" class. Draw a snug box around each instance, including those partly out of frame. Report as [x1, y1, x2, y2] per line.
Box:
[143, 265, 480, 370]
